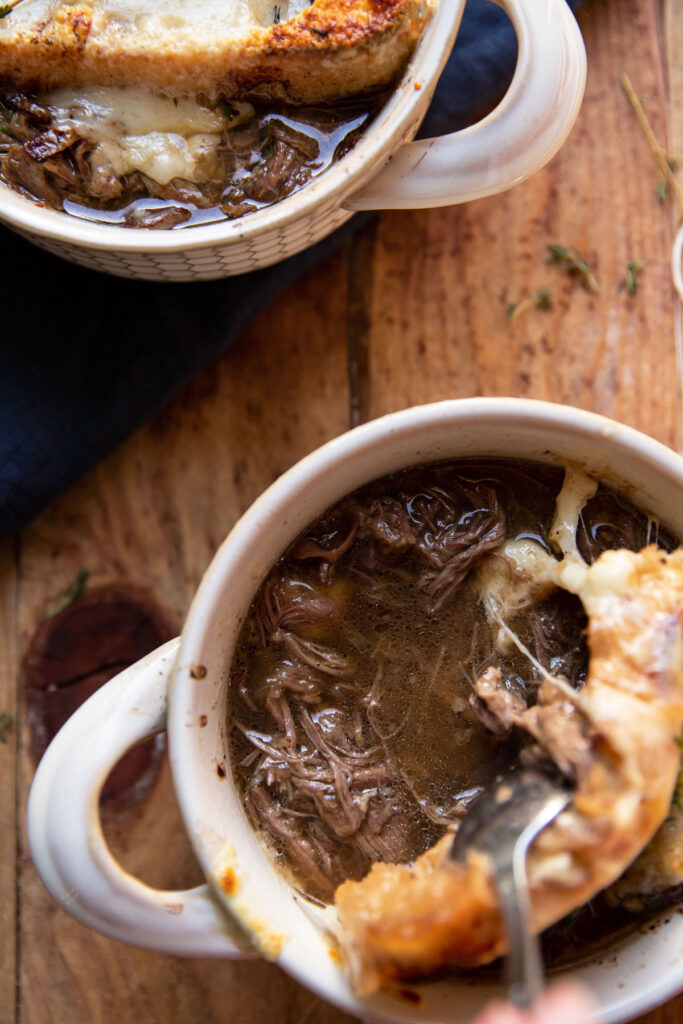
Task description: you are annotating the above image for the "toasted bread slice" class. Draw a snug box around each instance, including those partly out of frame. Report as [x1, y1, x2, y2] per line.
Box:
[0, 0, 434, 102]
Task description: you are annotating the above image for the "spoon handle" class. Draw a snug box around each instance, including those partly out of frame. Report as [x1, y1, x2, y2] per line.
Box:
[496, 855, 544, 1008]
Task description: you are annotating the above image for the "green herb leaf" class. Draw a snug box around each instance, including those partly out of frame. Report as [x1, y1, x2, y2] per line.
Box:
[0, 124, 14, 139]
[671, 742, 683, 813]
[547, 244, 600, 294]
[533, 288, 552, 311]
[675, 770, 683, 813]
[656, 180, 668, 204]
[506, 288, 552, 326]
[47, 568, 89, 618]
[0, 711, 13, 744]
[218, 100, 239, 121]
[621, 260, 645, 297]
[0, 0, 23, 18]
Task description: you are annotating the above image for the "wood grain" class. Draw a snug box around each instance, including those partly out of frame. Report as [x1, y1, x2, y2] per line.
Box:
[3, 0, 683, 1021]
[350, 0, 678, 445]
[665, 0, 683, 458]
[665, 0, 683, 160]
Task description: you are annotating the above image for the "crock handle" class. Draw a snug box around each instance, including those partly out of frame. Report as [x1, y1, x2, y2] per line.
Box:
[345, 0, 587, 211]
[27, 639, 255, 959]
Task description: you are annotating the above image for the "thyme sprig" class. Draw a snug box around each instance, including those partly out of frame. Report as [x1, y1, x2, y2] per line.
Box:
[669, 740, 683, 816]
[218, 100, 239, 121]
[621, 260, 645, 296]
[547, 244, 600, 294]
[620, 71, 683, 215]
[47, 568, 89, 618]
[507, 288, 553, 326]
[675, 762, 683, 813]
[0, 0, 25, 20]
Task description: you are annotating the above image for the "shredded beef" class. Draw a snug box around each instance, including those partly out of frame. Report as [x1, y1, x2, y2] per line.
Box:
[72, 139, 91, 180]
[24, 127, 79, 161]
[2, 144, 62, 207]
[140, 175, 216, 208]
[295, 481, 506, 611]
[292, 518, 358, 565]
[3, 93, 51, 123]
[124, 205, 192, 230]
[413, 486, 506, 610]
[239, 694, 414, 900]
[473, 667, 592, 781]
[470, 670, 527, 737]
[41, 153, 80, 187]
[268, 118, 320, 160]
[85, 161, 124, 200]
[238, 139, 312, 203]
[578, 488, 677, 563]
[529, 591, 589, 688]
[228, 458, 680, 913]
[358, 497, 417, 552]
[0, 88, 383, 229]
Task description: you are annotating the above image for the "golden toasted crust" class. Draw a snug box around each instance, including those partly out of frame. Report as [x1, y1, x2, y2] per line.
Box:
[0, 0, 433, 101]
[334, 547, 683, 996]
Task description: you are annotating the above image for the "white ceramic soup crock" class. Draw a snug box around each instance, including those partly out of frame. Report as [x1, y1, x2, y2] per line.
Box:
[28, 399, 683, 1024]
[0, 0, 586, 282]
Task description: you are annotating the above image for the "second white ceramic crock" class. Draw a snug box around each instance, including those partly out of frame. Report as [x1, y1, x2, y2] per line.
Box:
[28, 399, 683, 1024]
[0, 0, 586, 280]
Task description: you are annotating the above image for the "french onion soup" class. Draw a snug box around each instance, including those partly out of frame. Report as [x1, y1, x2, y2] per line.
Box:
[226, 459, 683, 993]
[0, 0, 433, 227]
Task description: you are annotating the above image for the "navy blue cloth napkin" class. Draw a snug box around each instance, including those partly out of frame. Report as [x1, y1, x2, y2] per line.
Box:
[0, 0, 580, 541]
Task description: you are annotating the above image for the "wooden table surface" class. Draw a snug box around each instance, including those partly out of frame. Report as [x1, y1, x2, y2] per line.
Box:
[2, 0, 683, 1021]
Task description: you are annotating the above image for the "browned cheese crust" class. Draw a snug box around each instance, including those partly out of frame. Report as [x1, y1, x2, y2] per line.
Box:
[334, 547, 683, 995]
[0, 0, 433, 100]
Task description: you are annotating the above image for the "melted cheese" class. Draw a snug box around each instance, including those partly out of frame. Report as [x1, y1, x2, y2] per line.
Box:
[475, 468, 615, 655]
[475, 540, 559, 619]
[46, 87, 226, 134]
[1, 0, 309, 34]
[44, 87, 231, 184]
[549, 469, 598, 561]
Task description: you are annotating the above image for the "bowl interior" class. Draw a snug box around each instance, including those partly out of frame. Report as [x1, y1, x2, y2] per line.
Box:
[170, 399, 683, 1023]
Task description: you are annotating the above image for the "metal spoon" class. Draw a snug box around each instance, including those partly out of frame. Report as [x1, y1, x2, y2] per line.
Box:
[449, 769, 571, 1008]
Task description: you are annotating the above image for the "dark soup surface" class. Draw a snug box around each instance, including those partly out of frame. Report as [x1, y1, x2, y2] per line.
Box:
[0, 88, 383, 229]
[226, 458, 681, 961]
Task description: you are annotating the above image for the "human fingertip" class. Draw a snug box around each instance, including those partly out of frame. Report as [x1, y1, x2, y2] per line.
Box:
[532, 981, 601, 1024]
[471, 999, 530, 1024]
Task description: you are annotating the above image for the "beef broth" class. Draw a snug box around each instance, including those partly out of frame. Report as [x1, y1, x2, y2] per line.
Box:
[227, 459, 680, 939]
[0, 89, 382, 228]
